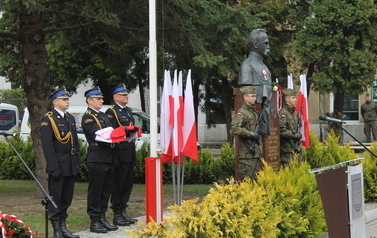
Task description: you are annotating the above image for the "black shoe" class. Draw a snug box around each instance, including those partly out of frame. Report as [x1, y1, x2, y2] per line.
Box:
[51, 220, 64, 238]
[89, 216, 107, 233]
[121, 210, 138, 224]
[60, 219, 80, 238]
[99, 213, 118, 231]
[113, 214, 131, 226]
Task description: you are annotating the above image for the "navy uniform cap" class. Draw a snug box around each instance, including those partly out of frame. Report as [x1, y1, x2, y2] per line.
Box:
[49, 87, 70, 100]
[84, 86, 104, 98]
[111, 84, 129, 95]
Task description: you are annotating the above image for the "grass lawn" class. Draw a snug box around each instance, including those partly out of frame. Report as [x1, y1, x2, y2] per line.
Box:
[0, 180, 213, 237]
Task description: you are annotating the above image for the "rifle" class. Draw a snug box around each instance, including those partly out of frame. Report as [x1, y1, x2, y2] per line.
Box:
[295, 112, 302, 152]
[249, 113, 263, 151]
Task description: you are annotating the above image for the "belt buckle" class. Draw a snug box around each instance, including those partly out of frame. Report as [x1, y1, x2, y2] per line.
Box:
[71, 148, 76, 155]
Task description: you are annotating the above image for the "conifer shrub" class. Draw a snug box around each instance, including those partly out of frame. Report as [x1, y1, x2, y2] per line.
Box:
[303, 131, 358, 169]
[127, 160, 326, 238]
[362, 142, 377, 201]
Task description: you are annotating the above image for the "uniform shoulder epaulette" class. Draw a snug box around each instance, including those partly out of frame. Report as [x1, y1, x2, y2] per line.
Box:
[109, 105, 115, 109]
[45, 111, 53, 117]
[85, 110, 92, 114]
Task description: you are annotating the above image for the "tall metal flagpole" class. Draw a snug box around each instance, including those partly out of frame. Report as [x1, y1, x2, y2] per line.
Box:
[146, 0, 163, 223]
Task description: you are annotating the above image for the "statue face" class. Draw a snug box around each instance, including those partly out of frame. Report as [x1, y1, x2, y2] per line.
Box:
[254, 32, 270, 57]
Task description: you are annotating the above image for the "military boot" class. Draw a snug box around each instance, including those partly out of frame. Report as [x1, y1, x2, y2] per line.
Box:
[51, 220, 64, 238]
[99, 212, 118, 231]
[60, 218, 80, 238]
[89, 216, 107, 233]
[121, 208, 138, 224]
[113, 209, 130, 226]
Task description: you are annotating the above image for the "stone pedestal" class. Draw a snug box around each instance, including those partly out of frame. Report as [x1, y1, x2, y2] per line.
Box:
[233, 88, 280, 181]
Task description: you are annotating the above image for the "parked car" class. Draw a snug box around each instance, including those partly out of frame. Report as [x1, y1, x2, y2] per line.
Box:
[20, 105, 156, 150]
[0, 103, 19, 132]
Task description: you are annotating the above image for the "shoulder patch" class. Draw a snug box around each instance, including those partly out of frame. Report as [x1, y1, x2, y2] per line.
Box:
[84, 119, 93, 123]
[237, 112, 242, 115]
[280, 114, 286, 118]
[41, 122, 49, 126]
[108, 115, 113, 118]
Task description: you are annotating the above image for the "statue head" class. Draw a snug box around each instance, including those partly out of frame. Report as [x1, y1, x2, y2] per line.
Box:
[248, 29, 270, 57]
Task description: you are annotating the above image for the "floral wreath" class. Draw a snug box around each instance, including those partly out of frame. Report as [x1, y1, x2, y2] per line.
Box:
[0, 212, 34, 238]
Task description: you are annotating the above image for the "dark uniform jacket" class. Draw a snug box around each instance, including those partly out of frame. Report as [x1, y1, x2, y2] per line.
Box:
[40, 109, 80, 176]
[230, 102, 262, 158]
[82, 107, 113, 163]
[106, 104, 136, 162]
[279, 103, 301, 153]
[361, 101, 377, 122]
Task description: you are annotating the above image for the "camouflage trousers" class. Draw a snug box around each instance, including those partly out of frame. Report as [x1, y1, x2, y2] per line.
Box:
[281, 152, 302, 167]
[238, 158, 260, 180]
[364, 121, 377, 143]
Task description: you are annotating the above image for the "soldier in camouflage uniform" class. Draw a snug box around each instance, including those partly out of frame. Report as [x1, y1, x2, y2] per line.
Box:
[360, 93, 377, 142]
[279, 88, 302, 166]
[231, 86, 262, 180]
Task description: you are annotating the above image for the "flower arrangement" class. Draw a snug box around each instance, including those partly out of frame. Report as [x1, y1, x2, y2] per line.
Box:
[271, 82, 282, 92]
[0, 212, 34, 238]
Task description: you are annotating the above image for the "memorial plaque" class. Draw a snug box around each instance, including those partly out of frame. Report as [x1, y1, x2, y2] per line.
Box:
[262, 92, 280, 172]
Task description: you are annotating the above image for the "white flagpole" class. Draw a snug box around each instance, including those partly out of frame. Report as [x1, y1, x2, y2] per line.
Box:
[149, 0, 162, 222]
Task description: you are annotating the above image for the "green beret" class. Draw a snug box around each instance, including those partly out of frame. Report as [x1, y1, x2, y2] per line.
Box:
[240, 86, 257, 95]
[282, 88, 297, 97]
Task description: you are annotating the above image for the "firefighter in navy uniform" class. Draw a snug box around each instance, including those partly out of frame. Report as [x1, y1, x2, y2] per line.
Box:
[106, 84, 139, 226]
[81, 87, 118, 233]
[40, 87, 80, 238]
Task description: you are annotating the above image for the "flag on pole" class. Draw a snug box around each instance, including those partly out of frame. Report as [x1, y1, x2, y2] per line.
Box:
[287, 74, 294, 89]
[182, 70, 199, 162]
[295, 74, 310, 148]
[171, 70, 184, 163]
[160, 70, 173, 163]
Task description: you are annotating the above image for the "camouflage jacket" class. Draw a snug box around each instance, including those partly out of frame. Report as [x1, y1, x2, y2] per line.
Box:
[279, 103, 302, 153]
[361, 101, 377, 122]
[231, 102, 262, 158]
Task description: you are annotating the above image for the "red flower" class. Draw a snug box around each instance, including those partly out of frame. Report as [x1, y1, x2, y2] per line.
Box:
[7, 229, 15, 235]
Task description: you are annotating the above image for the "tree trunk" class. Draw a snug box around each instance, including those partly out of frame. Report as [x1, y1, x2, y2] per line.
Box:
[19, 14, 50, 198]
[333, 91, 345, 114]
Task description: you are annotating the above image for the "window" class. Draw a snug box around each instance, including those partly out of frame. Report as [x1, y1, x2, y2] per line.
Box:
[343, 94, 359, 120]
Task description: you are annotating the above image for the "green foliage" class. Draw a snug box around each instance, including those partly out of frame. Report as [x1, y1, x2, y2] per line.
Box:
[303, 131, 357, 168]
[294, 0, 377, 111]
[128, 161, 326, 238]
[362, 143, 377, 202]
[77, 140, 89, 182]
[0, 135, 35, 180]
[0, 88, 27, 119]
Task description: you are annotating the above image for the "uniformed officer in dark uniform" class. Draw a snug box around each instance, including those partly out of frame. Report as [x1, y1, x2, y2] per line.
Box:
[40, 87, 80, 238]
[106, 84, 139, 226]
[81, 86, 118, 233]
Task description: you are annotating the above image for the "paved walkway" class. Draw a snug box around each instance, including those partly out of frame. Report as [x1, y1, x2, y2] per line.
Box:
[75, 215, 147, 238]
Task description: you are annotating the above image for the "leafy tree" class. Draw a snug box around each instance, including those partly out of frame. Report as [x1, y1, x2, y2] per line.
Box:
[0, 0, 123, 195]
[294, 0, 377, 113]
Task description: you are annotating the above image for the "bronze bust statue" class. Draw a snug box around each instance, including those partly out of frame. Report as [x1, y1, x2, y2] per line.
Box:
[238, 28, 271, 104]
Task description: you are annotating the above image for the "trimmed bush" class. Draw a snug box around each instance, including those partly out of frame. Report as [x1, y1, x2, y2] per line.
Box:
[127, 160, 326, 238]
